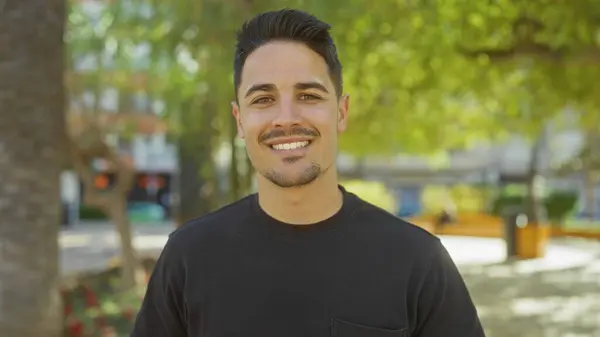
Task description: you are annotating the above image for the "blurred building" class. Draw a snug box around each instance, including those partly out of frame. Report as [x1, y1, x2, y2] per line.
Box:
[63, 105, 177, 224]
[338, 124, 597, 218]
[60, 0, 179, 224]
[64, 74, 177, 224]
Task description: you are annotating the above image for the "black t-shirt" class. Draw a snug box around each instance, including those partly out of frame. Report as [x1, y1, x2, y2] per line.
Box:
[131, 187, 485, 337]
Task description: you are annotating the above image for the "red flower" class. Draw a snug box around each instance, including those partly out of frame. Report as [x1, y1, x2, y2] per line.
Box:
[60, 287, 68, 297]
[100, 326, 117, 337]
[65, 315, 85, 337]
[122, 307, 136, 321]
[94, 313, 108, 328]
[83, 286, 99, 308]
[64, 302, 73, 316]
[61, 287, 73, 315]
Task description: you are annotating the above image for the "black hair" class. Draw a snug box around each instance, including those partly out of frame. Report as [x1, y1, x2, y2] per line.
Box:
[233, 8, 343, 99]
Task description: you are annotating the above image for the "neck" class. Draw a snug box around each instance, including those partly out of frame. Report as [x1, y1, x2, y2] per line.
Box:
[257, 168, 343, 225]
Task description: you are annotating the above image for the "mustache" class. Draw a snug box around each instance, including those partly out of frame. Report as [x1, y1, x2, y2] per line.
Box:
[258, 126, 319, 143]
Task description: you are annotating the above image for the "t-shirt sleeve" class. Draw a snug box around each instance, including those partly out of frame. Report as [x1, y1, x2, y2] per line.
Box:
[130, 233, 187, 337]
[412, 239, 486, 337]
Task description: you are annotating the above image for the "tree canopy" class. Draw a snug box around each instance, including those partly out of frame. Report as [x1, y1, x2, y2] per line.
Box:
[69, 0, 600, 155]
[66, 0, 600, 218]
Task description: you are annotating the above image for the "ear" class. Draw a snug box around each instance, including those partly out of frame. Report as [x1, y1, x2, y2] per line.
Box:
[231, 101, 245, 139]
[337, 94, 350, 133]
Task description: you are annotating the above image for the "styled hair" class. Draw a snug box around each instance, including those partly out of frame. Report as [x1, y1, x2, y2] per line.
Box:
[233, 8, 343, 98]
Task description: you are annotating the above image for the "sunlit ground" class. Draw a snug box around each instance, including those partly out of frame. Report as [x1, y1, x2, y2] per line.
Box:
[60, 224, 600, 336]
[60, 224, 169, 273]
[447, 236, 600, 337]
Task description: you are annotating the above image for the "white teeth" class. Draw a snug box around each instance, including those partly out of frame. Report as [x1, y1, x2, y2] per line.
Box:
[272, 141, 310, 150]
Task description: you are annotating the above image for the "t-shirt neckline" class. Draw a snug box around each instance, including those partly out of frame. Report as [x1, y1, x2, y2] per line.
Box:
[250, 185, 356, 233]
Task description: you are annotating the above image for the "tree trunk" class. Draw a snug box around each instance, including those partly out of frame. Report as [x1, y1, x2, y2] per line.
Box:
[524, 137, 545, 225]
[0, 0, 66, 335]
[108, 196, 140, 290]
[177, 147, 207, 224]
[583, 170, 597, 219]
[71, 126, 140, 290]
[583, 130, 599, 219]
[176, 99, 219, 225]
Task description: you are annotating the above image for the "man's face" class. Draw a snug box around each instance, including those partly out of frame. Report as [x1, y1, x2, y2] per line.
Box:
[233, 41, 349, 188]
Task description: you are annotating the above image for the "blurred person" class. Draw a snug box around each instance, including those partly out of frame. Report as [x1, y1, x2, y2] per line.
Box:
[131, 8, 485, 337]
[434, 200, 457, 234]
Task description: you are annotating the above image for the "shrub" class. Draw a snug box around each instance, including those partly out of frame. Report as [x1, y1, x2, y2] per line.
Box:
[61, 257, 157, 336]
[421, 185, 492, 215]
[490, 190, 578, 224]
[79, 205, 108, 220]
[342, 180, 397, 214]
[545, 191, 579, 223]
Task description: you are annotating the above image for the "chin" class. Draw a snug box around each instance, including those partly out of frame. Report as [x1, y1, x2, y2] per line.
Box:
[262, 164, 322, 188]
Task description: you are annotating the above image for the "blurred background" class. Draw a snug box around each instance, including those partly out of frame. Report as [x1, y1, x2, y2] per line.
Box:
[2, 0, 600, 336]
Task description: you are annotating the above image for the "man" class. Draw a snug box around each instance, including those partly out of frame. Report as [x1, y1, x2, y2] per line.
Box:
[434, 201, 457, 235]
[131, 8, 486, 337]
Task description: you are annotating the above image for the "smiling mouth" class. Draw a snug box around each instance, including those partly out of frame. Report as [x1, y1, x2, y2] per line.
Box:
[270, 140, 311, 151]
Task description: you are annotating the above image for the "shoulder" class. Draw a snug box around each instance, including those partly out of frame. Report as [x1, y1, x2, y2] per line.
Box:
[165, 194, 257, 253]
[347, 192, 441, 250]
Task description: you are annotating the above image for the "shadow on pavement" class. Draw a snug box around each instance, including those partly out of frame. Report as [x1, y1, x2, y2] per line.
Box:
[460, 255, 600, 337]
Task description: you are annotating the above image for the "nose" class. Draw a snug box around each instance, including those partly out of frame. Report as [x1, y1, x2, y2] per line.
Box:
[271, 97, 300, 127]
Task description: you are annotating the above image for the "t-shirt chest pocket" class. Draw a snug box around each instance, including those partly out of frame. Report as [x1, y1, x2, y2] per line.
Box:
[331, 318, 409, 337]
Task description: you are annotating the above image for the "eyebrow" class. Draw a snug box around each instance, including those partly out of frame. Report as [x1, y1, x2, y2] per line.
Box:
[295, 81, 329, 93]
[244, 81, 329, 98]
[244, 83, 276, 98]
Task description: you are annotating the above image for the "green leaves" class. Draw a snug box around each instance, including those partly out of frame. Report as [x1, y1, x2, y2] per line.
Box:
[337, 0, 600, 156]
[68, 0, 600, 160]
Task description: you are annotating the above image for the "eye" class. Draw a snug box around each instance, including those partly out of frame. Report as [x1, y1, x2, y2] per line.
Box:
[252, 97, 274, 105]
[299, 93, 321, 101]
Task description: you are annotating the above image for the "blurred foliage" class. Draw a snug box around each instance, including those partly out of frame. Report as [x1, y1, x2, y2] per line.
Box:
[421, 184, 492, 215]
[65, 0, 600, 216]
[79, 205, 108, 220]
[501, 184, 529, 196]
[342, 180, 398, 213]
[450, 185, 494, 213]
[421, 186, 452, 215]
[67, 0, 600, 155]
[490, 190, 579, 223]
[62, 258, 157, 336]
[545, 191, 580, 223]
[333, 0, 600, 154]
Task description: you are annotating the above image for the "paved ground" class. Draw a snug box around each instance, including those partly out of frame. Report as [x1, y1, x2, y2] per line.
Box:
[60, 223, 171, 274]
[61, 223, 600, 337]
[448, 237, 600, 337]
